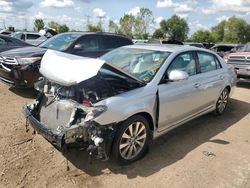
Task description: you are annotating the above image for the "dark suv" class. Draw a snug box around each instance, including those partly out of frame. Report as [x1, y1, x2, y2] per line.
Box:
[0, 32, 133, 87]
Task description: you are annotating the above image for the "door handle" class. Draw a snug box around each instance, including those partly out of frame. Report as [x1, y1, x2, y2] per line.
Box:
[220, 75, 224, 80]
[194, 83, 200, 88]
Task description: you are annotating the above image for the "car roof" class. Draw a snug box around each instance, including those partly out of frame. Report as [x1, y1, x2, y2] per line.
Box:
[123, 44, 208, 53]
[14, 31, 42, 35]
[57, 31, 131, 39]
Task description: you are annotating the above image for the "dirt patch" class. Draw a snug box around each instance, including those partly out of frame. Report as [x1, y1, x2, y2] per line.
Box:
[0, 80, 250, 188]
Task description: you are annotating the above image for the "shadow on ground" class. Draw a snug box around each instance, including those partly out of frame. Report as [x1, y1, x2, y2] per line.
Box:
[9, 87, 38, 99]
[63, 98, 250, 178]
[237, 79, 250, 89]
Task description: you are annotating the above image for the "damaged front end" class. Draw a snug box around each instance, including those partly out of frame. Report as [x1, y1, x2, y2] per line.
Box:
[23, 79, 118, 160]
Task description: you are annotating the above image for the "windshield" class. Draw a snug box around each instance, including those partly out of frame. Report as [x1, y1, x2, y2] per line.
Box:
[242, 43, 250, 52]
[11, 33, 24, 40]
[101, 47, 171, 83]
[39, 33, 80, 51]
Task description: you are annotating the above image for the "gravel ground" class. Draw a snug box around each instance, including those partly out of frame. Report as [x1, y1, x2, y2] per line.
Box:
[0, 81, 249, 188]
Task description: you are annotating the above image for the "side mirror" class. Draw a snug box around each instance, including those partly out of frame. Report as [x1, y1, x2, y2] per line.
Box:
[168, 70, 189, 81]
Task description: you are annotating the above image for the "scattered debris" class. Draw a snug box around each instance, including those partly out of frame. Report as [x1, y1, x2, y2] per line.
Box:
[12, 138, 33, 146]
[202, 151, 216, 157]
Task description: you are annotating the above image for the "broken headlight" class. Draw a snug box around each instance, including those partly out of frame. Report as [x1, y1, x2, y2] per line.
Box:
[85, 105, 107, 122]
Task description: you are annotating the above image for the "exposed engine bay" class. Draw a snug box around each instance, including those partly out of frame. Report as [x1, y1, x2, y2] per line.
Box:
[24, 65, 144, 160]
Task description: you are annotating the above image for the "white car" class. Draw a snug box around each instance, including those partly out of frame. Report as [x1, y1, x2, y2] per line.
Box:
[11, 32, 47, 46]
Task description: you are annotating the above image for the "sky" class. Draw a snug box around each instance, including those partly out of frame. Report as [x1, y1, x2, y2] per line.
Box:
[0, 0, 249, 35]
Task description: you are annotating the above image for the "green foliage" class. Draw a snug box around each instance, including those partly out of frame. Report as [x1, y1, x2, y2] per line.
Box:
[58, 24, 69, 33]
[108, 20, 119, 33]
[87, 22, 103, 32]
[119, 14, 135, 38]
[191, 30, 215, 43]
[223, 17, 250, 43]
[48, 21, 69, 33]
[211, 20, 226, 42]
[133, 8, 154, 39]
[48, 21, 60, 32]
[34, 19, 44, 31]
[159, 15, 189, 41]
[152, 28, 165, 39]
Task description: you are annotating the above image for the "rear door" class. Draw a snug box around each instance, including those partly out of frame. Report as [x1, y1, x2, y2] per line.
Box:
[158, 51, 204, 131]
[70, 35, 102, 58]
[195, 51, 225, 107]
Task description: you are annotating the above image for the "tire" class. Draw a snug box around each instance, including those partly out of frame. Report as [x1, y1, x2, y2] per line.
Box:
[112, 115, 150, 165]
[214, 88, 229, 115]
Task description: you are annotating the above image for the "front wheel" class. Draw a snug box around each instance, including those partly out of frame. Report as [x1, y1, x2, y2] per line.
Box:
[214, 88, 229, 115]
[112, 115, 150, 165]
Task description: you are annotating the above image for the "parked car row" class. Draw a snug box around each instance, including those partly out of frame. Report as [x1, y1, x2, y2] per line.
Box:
[0, 31, 238, 164]
[0, 32, 133, 87]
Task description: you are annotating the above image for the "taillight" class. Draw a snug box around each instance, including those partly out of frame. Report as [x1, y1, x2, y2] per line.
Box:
[82, 99, 92, 107]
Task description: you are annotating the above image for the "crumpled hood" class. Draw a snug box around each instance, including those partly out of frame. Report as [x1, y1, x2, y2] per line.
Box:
[40, 50, 105, 86]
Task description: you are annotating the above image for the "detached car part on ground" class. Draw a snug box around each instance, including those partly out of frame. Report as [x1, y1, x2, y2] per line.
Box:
[23, 45, 236, 164]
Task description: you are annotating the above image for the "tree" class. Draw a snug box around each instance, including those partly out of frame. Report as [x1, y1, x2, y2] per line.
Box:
[48, 21, 69, 33]
[152, 28, 165, 39]
[160, 15, 189, 41]
[133, 8, 154, 39]
[191, 30, 215, 43]
[48, 21, 61, 32]
[119, 14, 135, 38]
[87, 22, 103, 32]
[58, 24, 69, 33]
[108, 20, 119, 33]
[223, 17, 250, 43]
[211, 20, 226, 43]
[34, 19, 44, 31]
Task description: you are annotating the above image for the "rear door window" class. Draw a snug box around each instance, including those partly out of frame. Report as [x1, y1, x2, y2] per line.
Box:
[197, 52, 221, 73]
[75, 35, 99, 51]
[101, 36, 120, 49]
[167, 52, 197, 76]
[26, 34, 41, 40]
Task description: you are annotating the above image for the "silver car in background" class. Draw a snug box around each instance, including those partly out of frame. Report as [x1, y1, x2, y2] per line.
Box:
[23, 45, 236, 164]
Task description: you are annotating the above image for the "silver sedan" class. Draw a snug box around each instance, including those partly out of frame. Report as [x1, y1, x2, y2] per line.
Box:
[23, 45, 237, 164]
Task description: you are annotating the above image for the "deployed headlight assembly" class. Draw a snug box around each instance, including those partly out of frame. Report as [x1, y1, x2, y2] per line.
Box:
[85, 105, 107, 122]
[17, 57, 42, 64]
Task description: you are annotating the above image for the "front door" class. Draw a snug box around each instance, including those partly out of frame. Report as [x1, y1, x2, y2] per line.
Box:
[157, 51, 203, 132]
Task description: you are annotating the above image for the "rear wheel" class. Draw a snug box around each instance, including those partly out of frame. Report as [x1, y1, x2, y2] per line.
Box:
[214, 88, 229, 115]
[112, 115, 150, 165]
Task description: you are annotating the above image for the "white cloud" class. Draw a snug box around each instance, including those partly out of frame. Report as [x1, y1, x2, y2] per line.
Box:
[174, 4, 192, 13]
[156, 0, 175, 8]
[155, 16, 164, 24]
[154, 16, 164, 28]
[156, 0, 196, 14]
[0, 1, 13, 12]
[93, 8, 106, 18]
[201, 0, 250, 14]
[216, 15, 230, 22]
[177, 13, 188, 19]
[126, 6, 140, 16]
[40, 0, 74, 8]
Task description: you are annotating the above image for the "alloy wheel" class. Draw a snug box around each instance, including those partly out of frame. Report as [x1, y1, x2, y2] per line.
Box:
[217, 89, 228, 113]
[119, 121, 147, 160]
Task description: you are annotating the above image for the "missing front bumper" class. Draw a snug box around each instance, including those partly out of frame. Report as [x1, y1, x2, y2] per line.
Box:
[23, 103, 116, 160]
[23, 105, 64, 147]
